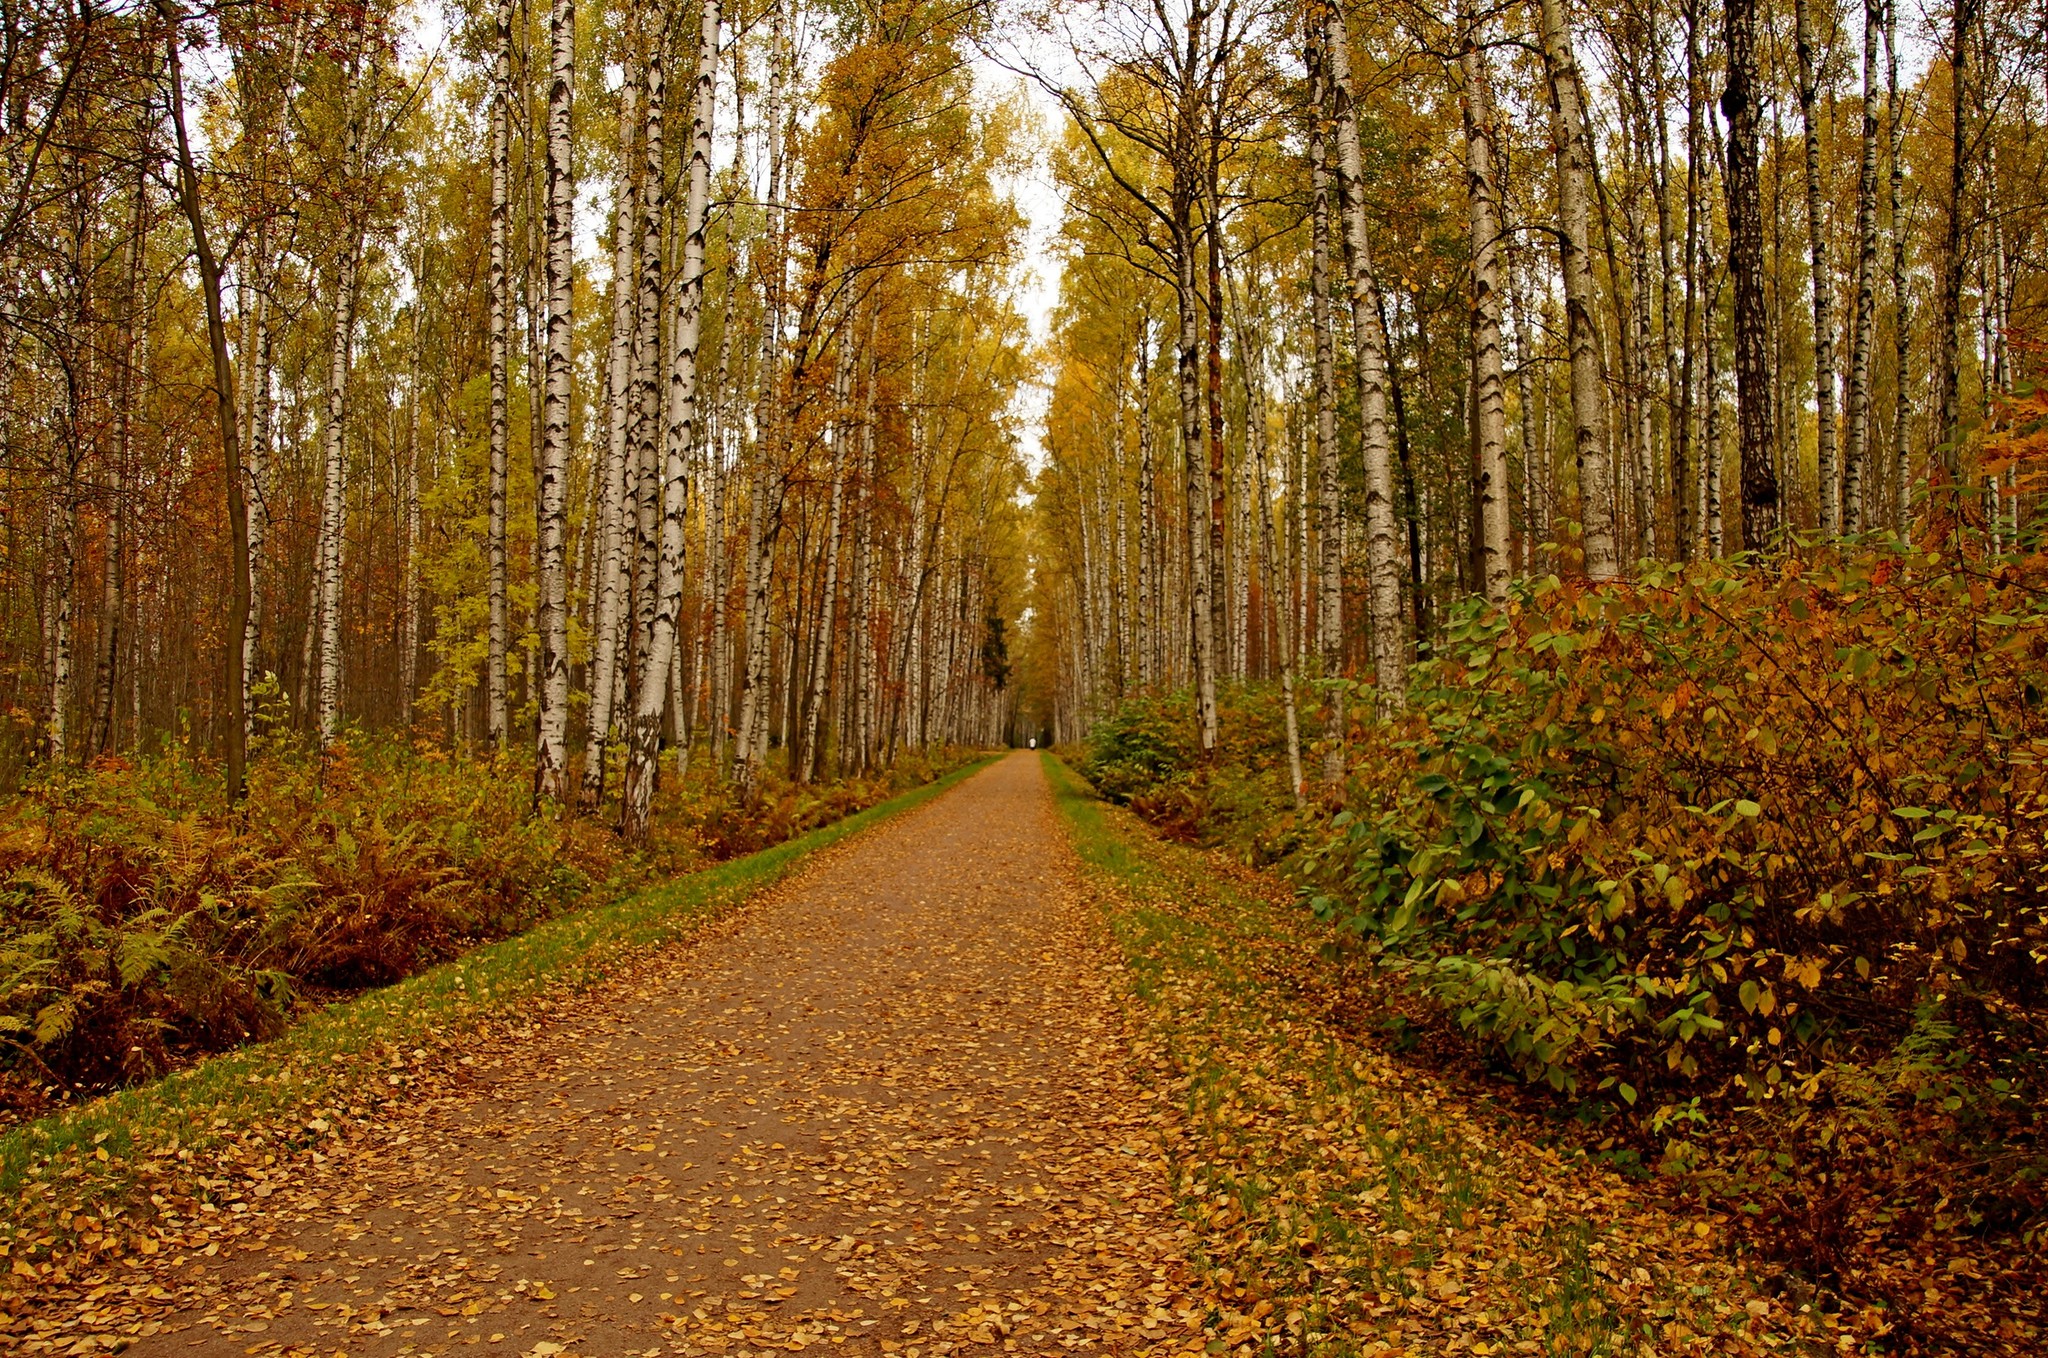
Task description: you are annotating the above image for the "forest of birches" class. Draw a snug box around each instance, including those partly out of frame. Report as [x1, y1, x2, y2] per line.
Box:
[2, 0, 2043, 787]
[2, 0, 2047, 1322]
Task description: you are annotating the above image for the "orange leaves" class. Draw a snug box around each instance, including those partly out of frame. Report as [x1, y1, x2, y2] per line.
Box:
[1982, 383, 2048, 478]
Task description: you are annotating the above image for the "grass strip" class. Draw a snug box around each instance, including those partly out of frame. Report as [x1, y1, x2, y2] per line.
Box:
[1044, 751, 1825, 1358]
[1, 755, 994, 1268]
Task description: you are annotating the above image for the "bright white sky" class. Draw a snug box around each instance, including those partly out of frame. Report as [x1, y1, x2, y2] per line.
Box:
[970, 61, 1071, 476]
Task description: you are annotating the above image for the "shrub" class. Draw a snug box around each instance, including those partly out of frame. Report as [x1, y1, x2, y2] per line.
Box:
[1081, 684, 1302, 851]
[1293, 542, 2046, 1241]
[0, 736, 978, 1115]
[1082, 540, 2048, 1257]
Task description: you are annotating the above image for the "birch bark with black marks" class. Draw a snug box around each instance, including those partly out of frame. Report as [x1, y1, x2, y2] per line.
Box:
[1134, 317, 1160, 687]
[318, 172, 362, 745]
[1843, 0, 1881, 532]
[582, 56, 643, 810]
[1887, 0, 1912, 528]
[624, 0, 717, 841]
[1795, 0, 1840, 534]
[1304, 30, 1345, 783]
[1324, 1, 1406, 717]
[1460, 12, 1510, 602]
[1539, 0, 1619, 580]
[533, 0, 576, 801]
[486, 0, 512, 747]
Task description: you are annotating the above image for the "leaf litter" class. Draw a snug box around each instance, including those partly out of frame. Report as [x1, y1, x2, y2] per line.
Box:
[1, 753, 1907, 1358]
[1046, 759, 1865, 1356]
[2, 754, 1209, 1357]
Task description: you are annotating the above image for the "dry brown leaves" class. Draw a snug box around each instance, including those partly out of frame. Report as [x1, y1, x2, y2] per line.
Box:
[1061, 785, 1877, 1357]
[2, 754, 1217, 1358]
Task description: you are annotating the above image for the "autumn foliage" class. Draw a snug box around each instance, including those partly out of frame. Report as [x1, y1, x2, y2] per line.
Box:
[0, 741, 971, 1118]
[1087, 540, 2048, 1272]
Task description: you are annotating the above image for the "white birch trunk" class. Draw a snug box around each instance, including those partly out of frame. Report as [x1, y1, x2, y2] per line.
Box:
[625, 0, 717, 838]
[1324, 5, 1406, 718]
[1795, 0, 1840, 534]
[1842, 0, 1880, 533]
[533, 0, 576, 798]
[1460, 19, 1511, 601]
[317, 244, 358, 746]
[486, 0, 512, 746]
[582, 67, 643, 808]
[1539, 0, 1619, 580]
[1306, 36, 1347, 781]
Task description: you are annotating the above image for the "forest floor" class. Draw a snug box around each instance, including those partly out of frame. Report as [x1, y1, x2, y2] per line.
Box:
[5, 754, 1931, 1358]
[15, 753, 1203, 1358]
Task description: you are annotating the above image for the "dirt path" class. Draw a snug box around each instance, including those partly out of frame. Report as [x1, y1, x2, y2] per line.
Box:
[105, 754, 1199, 1358]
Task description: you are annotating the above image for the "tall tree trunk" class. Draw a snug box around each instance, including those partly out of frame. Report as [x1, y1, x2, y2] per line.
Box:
[1722, 0, 1783, 548]
[45, 441, 78, 763]
[624, 0, 717, 840]
[848, 339, 879, 773]
[1842, 0, 1881, 532]
[486, 0, 512, 748]
[1305, 35, 1346, 782]
[733, 0, 783, 800]
[1929, 0, 1977, 488]
[1887, 0, 1912, 528]
[245, 257, 272, 727]
[318, 208, 361, 748]
[400, 288, 425, 728]
[1507, 236, 1544, 568]
[1704, 176, 1727, 557]
[1795, 0, 1841, 534]
[533, 0, 577, 801]
[1204, 137, 1230, 687]
[1539, 0, 1619, 580]
[1134, 318, 1160, 687]
[583, 58, 643, 809]
[1324, 3, 1406, 717]
[160, 0, 249, 794]
[1460, 12, 1510, 602]
[1173, 206, 1218, 751]
[1652, 31, 1683, 564]
[799, 344, 850, 783]
[98, 177, 149, 755]
[1677, 0, 1705, 558]
[640, 39, 672, 774]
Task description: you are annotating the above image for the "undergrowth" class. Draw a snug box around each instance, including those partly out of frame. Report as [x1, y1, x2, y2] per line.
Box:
[1077, 538, 2047, 1348]
[0, 754, 991, 1284]
[1047, 753, 1825, 1358]
[0, 736, 974, 1119]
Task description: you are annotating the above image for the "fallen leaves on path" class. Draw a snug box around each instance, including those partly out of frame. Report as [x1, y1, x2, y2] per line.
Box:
[3, 754, 1213, 1358]
[1056, 771, 1855, 1358]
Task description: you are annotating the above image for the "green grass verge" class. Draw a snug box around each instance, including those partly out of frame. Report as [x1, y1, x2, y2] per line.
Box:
[1042, 751, 1812, 1358]
[1, 755, 994, 1266]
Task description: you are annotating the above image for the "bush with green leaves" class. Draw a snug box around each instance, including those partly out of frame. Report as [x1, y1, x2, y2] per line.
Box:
[1080, 682, 1303, 850]
[1084, 541, 2048, 1251]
